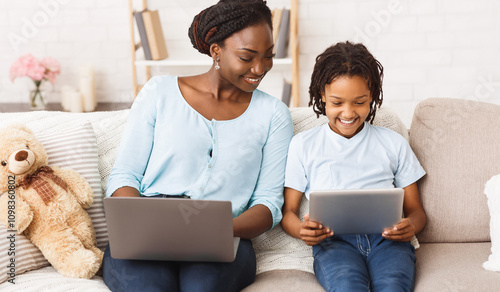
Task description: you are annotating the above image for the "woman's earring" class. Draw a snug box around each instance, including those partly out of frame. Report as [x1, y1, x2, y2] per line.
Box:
[215, 59, 220, 70]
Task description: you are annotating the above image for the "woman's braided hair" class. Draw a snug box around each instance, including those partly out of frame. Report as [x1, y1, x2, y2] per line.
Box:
[189, 0, 272, 56]
[309, 41, 384, 123]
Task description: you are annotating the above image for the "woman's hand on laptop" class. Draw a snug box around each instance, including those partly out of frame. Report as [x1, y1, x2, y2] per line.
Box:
[299, 214, 334, 246]
[382, 218, 415, 242]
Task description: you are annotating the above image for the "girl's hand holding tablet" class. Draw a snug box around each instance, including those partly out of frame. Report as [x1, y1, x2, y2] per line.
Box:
[299, 214, 334, 246]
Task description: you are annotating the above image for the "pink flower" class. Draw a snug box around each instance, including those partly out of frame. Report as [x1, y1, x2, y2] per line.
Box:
[9, 54, 31, 82]
[42, 57, 60, 85]
[27, 59, 45, 81]
[45, 71, 58, 84]
[41, 57, 60, 74]
[10, 54, 61, 85]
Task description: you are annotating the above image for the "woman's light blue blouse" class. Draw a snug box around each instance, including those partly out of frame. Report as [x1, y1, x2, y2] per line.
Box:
[106, 76, 294, 228]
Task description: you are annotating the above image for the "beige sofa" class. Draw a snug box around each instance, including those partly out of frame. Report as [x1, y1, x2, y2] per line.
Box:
[1, 98, 499, 291]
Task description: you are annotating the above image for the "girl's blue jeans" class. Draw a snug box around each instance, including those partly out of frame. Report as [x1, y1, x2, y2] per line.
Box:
[102, 239, 256, 292]
[312, 233, 416, 292]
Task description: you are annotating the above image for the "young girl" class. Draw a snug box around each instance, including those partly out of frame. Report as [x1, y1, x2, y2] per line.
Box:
[281, 41, 426, 291]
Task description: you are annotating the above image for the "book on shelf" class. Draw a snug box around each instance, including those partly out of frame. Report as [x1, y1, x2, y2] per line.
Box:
[281, 79, 292, 107]
[271, 8, 283, 53]
[133, 9, 152, 60]
[275, 8, 290, 58]
[142, 10, 168, 60]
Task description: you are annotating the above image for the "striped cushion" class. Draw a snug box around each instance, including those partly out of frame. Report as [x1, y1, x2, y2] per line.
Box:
[0, 122, 106, 284]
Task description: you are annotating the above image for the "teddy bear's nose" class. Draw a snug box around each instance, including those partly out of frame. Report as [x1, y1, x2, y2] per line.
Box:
[15, 150, 29, 161]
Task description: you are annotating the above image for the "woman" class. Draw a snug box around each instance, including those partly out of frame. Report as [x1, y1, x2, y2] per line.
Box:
[102, 0, 294, 291]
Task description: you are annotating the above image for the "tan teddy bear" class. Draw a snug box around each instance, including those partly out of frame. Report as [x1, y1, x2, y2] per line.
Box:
[0, 124, 103, 279]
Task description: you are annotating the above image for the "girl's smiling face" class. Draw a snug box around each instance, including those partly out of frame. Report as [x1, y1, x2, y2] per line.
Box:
[321, 75, 372, 139]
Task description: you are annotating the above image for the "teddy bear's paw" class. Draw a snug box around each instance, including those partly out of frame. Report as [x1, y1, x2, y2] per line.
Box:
[57, 248, 101, 279]
[93, 247, 105, 262]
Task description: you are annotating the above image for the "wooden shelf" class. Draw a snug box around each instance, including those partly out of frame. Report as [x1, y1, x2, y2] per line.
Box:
[129, 0, 299, 106]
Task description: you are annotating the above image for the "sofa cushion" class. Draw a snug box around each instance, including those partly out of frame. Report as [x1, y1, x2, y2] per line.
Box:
[415, 242, 500, 292]
[242, 269, 325, 292]
[410, 98, 500, 243]
[244, 243, 500, 292]
[0, 122, 103, 284]
[90, 110, 129, 193]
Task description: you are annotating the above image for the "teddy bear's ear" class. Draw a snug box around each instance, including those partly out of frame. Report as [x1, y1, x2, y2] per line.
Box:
[3, 123, 34, 135]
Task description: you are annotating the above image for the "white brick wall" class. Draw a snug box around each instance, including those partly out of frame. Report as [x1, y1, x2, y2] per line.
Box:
[1, 0, 499, 127]
[297, 0, 500, 126]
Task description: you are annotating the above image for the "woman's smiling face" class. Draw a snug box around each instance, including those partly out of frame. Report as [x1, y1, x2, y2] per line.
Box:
[321, 75, 372, 139]
[215, 22, 274, 93]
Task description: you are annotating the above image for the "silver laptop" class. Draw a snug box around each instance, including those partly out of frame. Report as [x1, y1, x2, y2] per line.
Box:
[309, 188, 404, 235]
[103, 197, 240, 262]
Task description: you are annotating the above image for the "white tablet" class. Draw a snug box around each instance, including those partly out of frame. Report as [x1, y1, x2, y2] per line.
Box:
[309, 188, 404, 235]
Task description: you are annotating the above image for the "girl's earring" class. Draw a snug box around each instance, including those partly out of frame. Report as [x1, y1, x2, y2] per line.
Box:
[215, 60, 220, 70]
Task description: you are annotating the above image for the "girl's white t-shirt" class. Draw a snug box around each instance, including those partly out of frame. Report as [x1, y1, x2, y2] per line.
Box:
[285, 122, 426, 199]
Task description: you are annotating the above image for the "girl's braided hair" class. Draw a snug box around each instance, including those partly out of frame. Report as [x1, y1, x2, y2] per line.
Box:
[189, 0, 273, 56]
[309, 41, 384, 123]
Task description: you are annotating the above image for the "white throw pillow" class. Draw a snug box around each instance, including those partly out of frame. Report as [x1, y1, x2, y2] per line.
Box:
[483, 174, 500, 272]
[0, 122, 105, 284]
